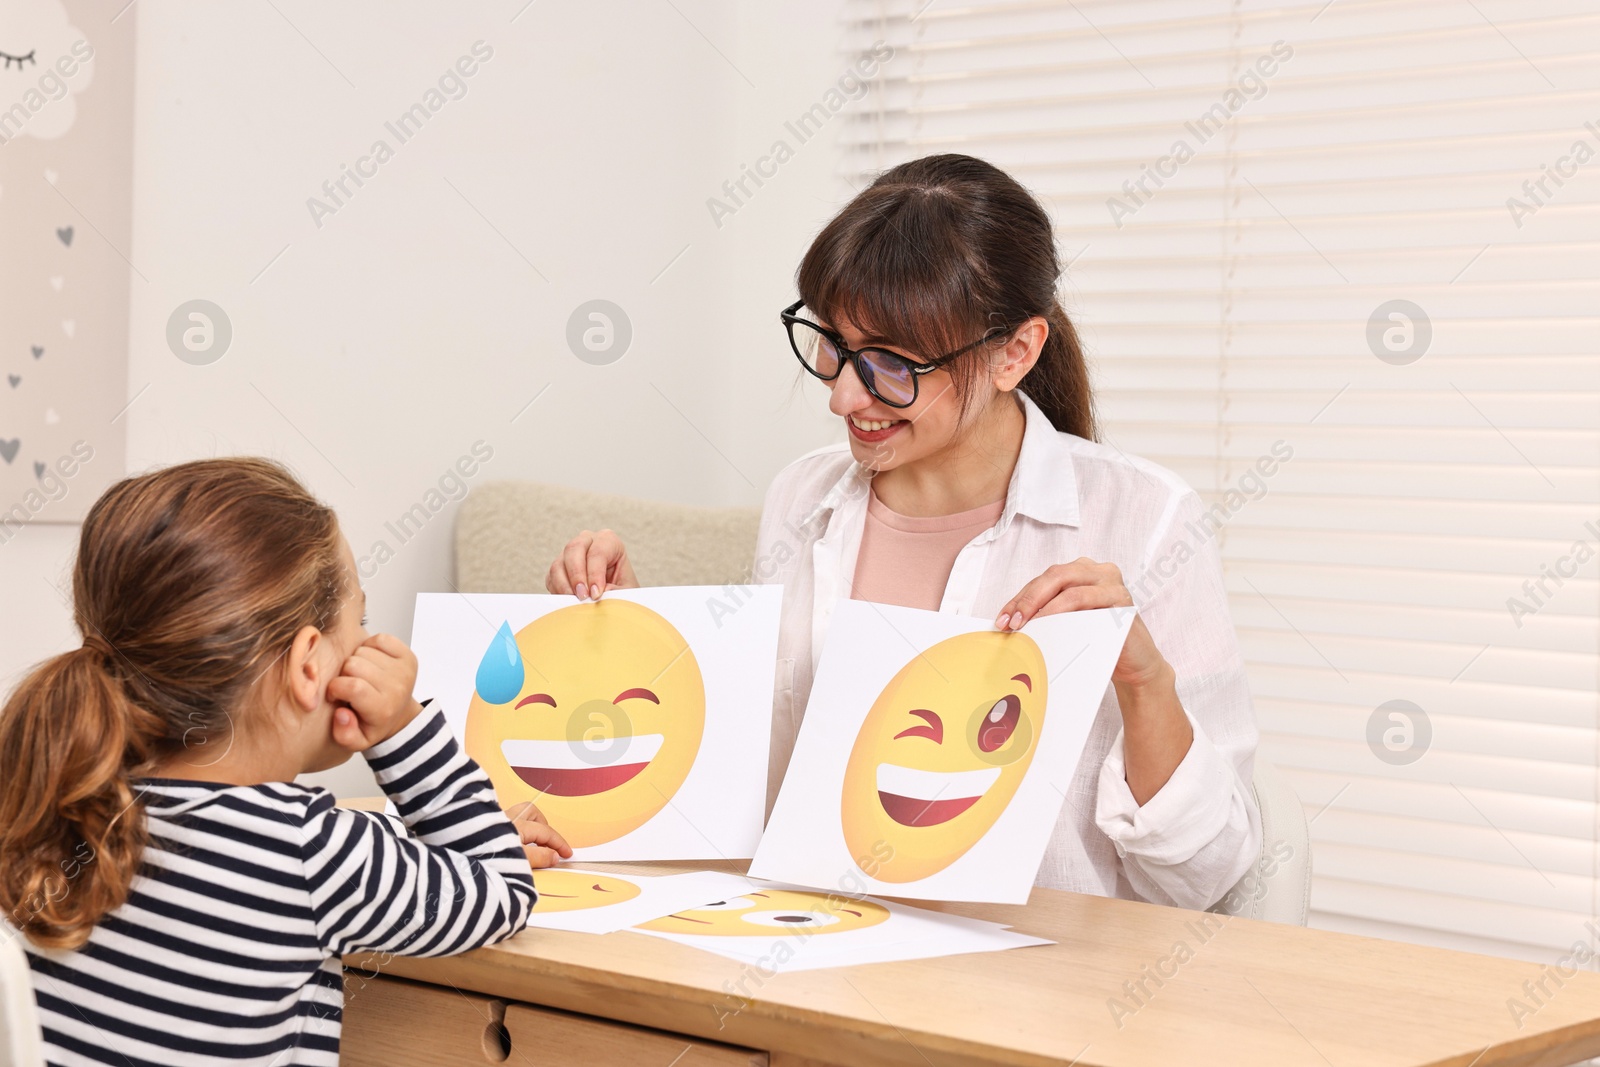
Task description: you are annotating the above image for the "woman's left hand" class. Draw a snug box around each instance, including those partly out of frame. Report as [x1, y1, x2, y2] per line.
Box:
[998, 558, 1193, 805]
[994, 558, 1167, 691]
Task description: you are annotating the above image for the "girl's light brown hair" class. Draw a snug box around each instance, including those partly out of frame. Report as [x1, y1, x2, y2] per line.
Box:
[0, 457, 345, 948]
[797, 153, 1096, 440]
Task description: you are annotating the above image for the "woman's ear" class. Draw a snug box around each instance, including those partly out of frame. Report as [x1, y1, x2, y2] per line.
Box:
[283, 624, 327, 715]
[993, 316, 1049, 392]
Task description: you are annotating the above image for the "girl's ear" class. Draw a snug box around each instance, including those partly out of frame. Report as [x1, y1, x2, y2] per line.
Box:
[283, 625, 327, 714]
[993, 316, 1050, 392]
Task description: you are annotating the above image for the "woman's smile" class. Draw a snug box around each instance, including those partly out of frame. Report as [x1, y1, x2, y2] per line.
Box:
[847, 413, 907, 443]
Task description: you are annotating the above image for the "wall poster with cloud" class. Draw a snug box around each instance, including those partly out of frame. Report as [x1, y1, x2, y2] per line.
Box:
[410, 588, 780, 862]
[0, 0, 131, 523]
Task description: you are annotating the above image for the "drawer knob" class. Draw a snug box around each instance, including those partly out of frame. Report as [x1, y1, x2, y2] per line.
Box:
[481, 998, 511, 1063]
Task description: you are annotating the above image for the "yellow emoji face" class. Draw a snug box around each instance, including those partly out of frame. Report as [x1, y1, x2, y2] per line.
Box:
[531, 869, 642, 913]
[464, 600, 706, 848]
[841, 631, 1048, 883]
[636, 889, 890, 936]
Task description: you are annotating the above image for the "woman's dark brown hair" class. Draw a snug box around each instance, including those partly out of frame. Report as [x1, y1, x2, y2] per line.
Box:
[0, 458, 345, 948]
[797, 153, 1096, 440]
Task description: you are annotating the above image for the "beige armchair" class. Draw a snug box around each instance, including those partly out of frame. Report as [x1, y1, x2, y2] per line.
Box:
[455, 481, 760, 592]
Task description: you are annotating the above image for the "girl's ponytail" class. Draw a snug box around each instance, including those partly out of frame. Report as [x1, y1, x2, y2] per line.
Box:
[0, 457, 345, 949]
[0, 645, 162, 948]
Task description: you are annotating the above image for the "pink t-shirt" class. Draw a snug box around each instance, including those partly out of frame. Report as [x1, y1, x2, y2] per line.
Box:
[851, 490, 1006, 611]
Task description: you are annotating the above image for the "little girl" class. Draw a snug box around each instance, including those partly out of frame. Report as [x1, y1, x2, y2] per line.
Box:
[0, 458, 567, 1066]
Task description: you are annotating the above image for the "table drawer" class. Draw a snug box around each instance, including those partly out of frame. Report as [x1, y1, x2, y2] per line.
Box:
[341, 973, 767, 1067]
[503, 1002, 766, 1066]
[341, 974, 511, 1067]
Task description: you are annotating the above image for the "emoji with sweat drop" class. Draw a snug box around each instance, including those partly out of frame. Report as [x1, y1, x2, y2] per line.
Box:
[464, 600, 707, 848]
[841, 630, 1048, 882]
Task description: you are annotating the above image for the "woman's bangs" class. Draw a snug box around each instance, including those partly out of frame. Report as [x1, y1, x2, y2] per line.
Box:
[800, 205, 980, 361]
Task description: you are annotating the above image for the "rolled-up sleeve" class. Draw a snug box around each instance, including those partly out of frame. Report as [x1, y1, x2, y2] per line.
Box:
[1094, 490, 1262, 910]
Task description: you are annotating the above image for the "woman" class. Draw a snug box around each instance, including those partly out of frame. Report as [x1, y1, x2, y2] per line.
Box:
[548, 154, 1260, 910]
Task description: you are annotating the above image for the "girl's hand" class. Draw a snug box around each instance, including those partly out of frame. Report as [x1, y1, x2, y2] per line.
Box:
[327, 634, 424, 751]
[545, 529, 639, 601]
[506, 800, 573, 868]
[995, 559, 1167, 691]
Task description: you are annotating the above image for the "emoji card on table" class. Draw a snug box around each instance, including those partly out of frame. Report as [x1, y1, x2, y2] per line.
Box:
[632, 881, 1053, 973]
[410, 588, 780, 860]
[524, 868, 752, 934]
[750, 599, 1133, 903]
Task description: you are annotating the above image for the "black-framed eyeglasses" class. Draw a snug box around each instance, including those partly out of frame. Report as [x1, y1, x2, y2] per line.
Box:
[781, 300, 1007, 409]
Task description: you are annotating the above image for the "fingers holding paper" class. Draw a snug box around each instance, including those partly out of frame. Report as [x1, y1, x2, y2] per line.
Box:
[994, 559, 1167, 691]
[545, 529, 640, 601]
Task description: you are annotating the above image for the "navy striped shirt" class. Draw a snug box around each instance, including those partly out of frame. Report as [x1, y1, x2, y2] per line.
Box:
[25, 706, 535, 1066]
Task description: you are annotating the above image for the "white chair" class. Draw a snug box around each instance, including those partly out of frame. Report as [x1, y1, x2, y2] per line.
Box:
[1208, 758, 1313, 925]
[0, 923, 44, 1067]
[458, 482, 1315, 926]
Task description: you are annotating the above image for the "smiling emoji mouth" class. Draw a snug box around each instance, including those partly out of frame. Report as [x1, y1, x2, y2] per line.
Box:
[874, 764, 1002, 827]
[539, 883, 615, 899]
[501, 735, 666, 797]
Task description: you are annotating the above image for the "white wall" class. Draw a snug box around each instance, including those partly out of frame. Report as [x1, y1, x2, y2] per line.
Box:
[0, 0, 860, 793]
[0, 526, 82, 696]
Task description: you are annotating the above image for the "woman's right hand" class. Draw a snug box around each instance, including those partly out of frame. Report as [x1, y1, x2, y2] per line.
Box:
[545, 529, 639, 600]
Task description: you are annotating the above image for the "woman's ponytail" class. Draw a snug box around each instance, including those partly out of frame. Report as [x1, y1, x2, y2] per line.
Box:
[0, 457, 345, 949]
[1018, 301, 1096, 442]
[0, 645, 162, 948]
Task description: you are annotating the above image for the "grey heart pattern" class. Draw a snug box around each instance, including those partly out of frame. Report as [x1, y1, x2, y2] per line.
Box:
[32, 461, 44, 479]
[56, 226, 73, 246]
[31, 346, 42, 359]
[6, 375, 17, 388]
[0, 439, 18, 464]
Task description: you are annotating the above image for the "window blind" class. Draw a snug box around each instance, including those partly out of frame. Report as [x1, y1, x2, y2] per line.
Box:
[840, 0, 1600, 957]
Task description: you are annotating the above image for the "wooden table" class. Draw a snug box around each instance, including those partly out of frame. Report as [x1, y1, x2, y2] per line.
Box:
[342, 860, 1600, 1067]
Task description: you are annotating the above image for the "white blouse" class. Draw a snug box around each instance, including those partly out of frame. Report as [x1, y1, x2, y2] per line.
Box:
[755, 393, 1262, 910]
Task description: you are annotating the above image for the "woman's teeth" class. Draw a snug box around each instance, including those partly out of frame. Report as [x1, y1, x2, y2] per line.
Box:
[851, 416, 900, 432]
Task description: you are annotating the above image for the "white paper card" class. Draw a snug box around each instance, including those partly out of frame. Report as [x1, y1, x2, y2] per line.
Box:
[410, 588, 781, 861]
[631, 879, 1054, 973]
[751, 601, 1133, 903]
[525, 869, 755, 935]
